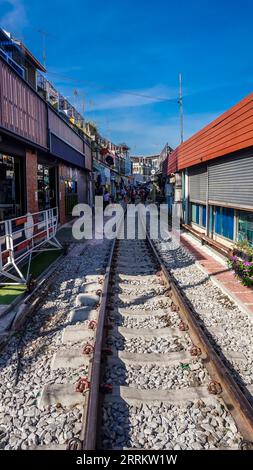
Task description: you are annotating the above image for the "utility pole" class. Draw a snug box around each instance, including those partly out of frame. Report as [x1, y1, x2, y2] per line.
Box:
[179, 73, 184, 143]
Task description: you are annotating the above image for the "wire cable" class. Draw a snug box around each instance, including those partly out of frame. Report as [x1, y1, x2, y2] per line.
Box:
[46, 70, 179, 103]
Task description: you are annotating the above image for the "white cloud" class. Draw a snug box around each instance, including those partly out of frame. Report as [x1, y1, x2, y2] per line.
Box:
[44, 70, 223, 154]
[0, 0, 28, 31]
[100, 111, 223, 154]
[84, 85, 178, 111]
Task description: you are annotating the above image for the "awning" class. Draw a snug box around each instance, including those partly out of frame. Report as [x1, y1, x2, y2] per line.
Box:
[93, 161, 110, 184]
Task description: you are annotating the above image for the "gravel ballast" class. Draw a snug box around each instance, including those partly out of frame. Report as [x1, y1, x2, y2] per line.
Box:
[0, 239, 112, 450]
[104, 361, 209, 389]
[101, 400, 241, 450]
[153, 236, 253, 389]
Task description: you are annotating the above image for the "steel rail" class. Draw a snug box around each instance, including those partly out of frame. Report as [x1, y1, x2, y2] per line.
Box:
[82, 206, 126, 450]
[82, 218, 253, 450]
[146, 231, 253, 443]
[82, 237, 116, 450]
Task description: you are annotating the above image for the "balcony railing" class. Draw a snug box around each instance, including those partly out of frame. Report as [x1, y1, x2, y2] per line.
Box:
[0, 47, 25, 79]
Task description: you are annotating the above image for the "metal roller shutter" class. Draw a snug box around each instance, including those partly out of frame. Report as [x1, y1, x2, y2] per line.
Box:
[189, 164, 207, 203]
[208, 152, 253, 208]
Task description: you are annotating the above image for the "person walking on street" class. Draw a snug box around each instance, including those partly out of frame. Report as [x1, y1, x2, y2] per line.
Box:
[103, 190, 110, 211]
[131, 188, 136, 204]
[121, 187, 126, 200]
[140, 188, 145, 202]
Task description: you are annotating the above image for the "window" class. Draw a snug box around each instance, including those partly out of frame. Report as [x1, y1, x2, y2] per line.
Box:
[37, 163, 56, 211]
[222, 208, 234, 239]
[202, 205, 206, 228]
[191, 203, 206, 227]
[0, 154, 23, 220]
[238, 211, 253, 246]
[215, 207, 234, 240]
[191, 203, 199, 224]
[215, 206, 222, 235]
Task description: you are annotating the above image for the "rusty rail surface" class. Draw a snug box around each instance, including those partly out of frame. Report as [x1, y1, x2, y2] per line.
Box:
[83, 207, 126, 450]
[82, 223, 253, 450]
[83, 237, 116, 450]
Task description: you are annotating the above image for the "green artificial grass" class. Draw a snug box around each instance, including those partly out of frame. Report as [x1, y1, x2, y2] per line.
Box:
[0, 249, 63, 305]
[0, 285, 26, 305]
[27, 250, 62, 279]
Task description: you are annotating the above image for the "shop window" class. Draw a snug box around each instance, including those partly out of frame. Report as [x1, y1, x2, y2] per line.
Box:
[238, 211, 253, 246]
[215, 207, 234, 240]
[37, 163, 56, 211]
[0, 154, 23, 220]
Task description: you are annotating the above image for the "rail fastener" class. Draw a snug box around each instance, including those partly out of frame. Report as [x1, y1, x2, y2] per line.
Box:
[75, 377, 90, 394]
[208, 380, 223, 395]
[179, 320, 189, 331]
[88, 320, 97, 330]
[82, 343, 94, 355]
[190, 345, 202, 356]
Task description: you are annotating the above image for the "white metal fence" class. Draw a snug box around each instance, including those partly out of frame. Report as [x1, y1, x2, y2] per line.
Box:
[0, 207, 62, 285]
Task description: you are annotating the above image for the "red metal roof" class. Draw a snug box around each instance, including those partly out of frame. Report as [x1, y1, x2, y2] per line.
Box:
[167, 92, 253, 174]
[167, 147, 179, 174]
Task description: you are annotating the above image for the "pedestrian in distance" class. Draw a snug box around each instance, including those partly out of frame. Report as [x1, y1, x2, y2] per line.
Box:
[140, 188, 145, 202]
[121, 187, 126, 200]
[131, 188, 136, 204]
[103, 190, 110, 211]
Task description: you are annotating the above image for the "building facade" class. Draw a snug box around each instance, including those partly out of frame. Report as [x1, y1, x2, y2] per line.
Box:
[0, 28, 92, 224]
[130, 154, 160, 183]
[85, 122, 131, 203]
[165, 93, 253, 247]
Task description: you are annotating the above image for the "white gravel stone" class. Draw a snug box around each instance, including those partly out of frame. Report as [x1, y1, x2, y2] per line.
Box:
[106, 334, 191, 353]
[104, 360, 209, 389]
[153, 236, 253, 390]
[101, 400, 242, 450]
[113, 313, 180, 329]
[0, 239, 112, 449]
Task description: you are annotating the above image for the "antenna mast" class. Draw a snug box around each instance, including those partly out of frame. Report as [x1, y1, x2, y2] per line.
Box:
[37, 29, 50, 69]
[179, 73, 184, 143]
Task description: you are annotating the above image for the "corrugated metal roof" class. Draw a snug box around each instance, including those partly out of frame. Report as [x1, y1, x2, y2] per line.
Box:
[167, 93, 253, 174]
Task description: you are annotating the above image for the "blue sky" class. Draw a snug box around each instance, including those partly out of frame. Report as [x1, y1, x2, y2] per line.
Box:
[1, 0, 253, 154]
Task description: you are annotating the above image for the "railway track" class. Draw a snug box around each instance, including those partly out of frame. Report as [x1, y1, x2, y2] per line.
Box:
[0, 239, 112, 450]
[2, 211, 253, 451]
[81, 232, 253, 450]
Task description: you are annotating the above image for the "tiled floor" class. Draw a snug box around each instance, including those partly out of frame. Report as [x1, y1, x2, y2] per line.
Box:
[180, 233, 253, 315]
